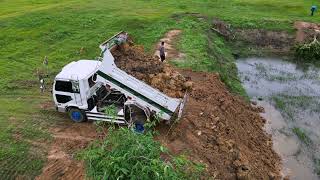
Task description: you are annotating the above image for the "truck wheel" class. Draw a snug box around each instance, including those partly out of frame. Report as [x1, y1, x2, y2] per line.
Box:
[133, 120, 145, 133]
[68, 108, 86, 123]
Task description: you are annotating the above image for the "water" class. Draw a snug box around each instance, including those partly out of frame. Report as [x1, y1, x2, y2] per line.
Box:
[236, 58, 320, 180]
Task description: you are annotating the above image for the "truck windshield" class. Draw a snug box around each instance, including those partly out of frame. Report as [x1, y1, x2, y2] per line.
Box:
[55, 80, 79, 93]
[55, 81, 73, 92]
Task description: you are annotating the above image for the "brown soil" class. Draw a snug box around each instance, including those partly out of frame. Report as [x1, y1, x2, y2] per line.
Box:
[157, 70, 281, 179]
[211, 18, 294, 56]
[294, 21, 320, 43]
[112, 44, 191, 98]
[234, 29, 294, 53]
[36, 122, 98, 180]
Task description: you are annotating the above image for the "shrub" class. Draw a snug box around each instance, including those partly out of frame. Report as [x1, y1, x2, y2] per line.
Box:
[294, 38, 320, 62]
[79, 127, 205, 180]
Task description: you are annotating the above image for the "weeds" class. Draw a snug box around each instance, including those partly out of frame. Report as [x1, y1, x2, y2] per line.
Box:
[295, 38, 320, 62]
[79, 127, 205, 180]
[272, 96, 294, 121]
[292, 127, 312, 145]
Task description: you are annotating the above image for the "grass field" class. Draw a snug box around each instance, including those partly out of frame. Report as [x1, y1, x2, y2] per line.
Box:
[1, 0, 320, 178]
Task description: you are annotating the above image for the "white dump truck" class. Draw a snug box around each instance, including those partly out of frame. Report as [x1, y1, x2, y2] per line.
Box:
[52, 32, 187, 130]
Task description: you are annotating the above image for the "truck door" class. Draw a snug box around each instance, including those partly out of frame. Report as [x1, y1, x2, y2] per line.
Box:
[71, 81, 83, 106]
[54, 80, 76, 107]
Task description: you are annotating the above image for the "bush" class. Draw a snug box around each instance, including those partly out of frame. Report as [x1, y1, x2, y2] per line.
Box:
[294, 38, 320, 62]
[79, 127, 205, 180]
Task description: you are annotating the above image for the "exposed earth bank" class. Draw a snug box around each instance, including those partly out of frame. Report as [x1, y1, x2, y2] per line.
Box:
[157, 70, 281, 179]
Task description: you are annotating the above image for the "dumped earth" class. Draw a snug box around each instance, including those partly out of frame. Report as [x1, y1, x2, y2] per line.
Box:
[112, 45, 191, 98]
[157, 70, 281, 179]
[294, 21, 320, 43]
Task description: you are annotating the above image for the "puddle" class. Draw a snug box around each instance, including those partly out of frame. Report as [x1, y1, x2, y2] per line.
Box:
[236, 58, 320, 180]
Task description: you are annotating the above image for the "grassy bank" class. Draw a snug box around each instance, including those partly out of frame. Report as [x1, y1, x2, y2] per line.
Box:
[1, 0, 319, 178]
[80, 127, 204, 179]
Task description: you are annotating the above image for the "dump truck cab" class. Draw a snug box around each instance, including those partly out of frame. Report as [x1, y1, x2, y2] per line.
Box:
[53, 60, 101, 115]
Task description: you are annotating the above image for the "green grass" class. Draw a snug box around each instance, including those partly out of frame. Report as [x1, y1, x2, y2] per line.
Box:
[1, 0, 320, 178]
[171, 19, 247, 96]
[0, 94, 51, 179]
[272, 95, 320, 123]
[292, 127, 312, 145]
[79, 127, 204, 180]
[273, 96, 295, 121]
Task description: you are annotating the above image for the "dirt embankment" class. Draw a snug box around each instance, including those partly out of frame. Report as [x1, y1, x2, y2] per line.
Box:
[212, 18, 320, 58]
[158, 70, 281, 179]
[212, 18, 296, 56]
[294, 21, 320, 42]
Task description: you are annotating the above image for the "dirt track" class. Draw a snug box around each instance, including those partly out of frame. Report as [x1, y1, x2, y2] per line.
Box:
[36, 122, 98, 180]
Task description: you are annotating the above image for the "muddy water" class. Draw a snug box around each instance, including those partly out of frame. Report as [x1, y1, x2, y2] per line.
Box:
[236, 58, 320, 180]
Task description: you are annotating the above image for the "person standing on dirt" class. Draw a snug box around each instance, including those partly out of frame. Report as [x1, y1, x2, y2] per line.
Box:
[311, 5, 317, 16]
[159, 41, 165, 62]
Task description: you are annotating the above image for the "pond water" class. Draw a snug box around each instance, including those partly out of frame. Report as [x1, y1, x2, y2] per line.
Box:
[236, 58, 320, 180]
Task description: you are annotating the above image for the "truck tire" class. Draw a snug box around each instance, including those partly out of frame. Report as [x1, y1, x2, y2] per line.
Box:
[68, 108, 86, 123]
[133, 121, 145, 133]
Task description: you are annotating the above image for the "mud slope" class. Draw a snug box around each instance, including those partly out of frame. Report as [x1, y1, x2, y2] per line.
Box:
[158, 70, 281, 179]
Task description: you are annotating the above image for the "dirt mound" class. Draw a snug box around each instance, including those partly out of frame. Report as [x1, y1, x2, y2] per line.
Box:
[157, 70, 281, 179]
[112, 45, 190, 98]
[295, 21, 320, 43]
[36, 122, 98, 180]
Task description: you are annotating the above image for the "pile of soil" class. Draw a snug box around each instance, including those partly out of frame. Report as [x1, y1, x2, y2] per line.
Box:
[112, 45, 190, 98]
[295, 21, 320, 43]
[157, 70, 281, 179]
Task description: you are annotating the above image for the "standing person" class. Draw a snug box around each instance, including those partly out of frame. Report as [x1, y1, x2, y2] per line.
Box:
[38, 74, 45, 93]
[159, 41, 165, 62]
[311, 5, 317, 16]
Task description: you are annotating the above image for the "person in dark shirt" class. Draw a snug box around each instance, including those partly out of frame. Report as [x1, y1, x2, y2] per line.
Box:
[159, 41, 165, 62]
[311, 5, 317, 16]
